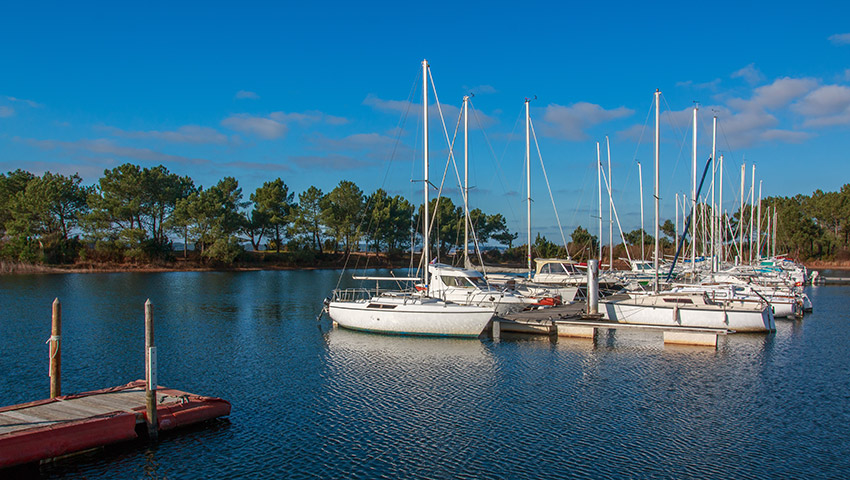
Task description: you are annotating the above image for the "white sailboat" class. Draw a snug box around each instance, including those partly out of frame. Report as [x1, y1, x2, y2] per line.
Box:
[600, 90, 775, 333]
[325, 60, 494, 338]
[427, 263, 529, 316]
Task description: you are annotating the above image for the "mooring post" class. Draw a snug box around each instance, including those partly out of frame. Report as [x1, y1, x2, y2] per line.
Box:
[49, 298, 62, 398]
[145, 299, 158, 441]
[587, 259, 599, 315]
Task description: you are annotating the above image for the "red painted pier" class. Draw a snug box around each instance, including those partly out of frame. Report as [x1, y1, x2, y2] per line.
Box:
[0, 298, 231, 470]
[0, 380, 230, 469]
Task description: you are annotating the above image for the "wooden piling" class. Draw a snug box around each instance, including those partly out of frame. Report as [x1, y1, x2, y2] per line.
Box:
[144, 299, 158, 441]
[49, 298, 61, 399]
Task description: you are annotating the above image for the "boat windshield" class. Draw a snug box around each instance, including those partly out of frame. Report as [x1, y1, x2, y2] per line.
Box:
[440, 275, 487, 289]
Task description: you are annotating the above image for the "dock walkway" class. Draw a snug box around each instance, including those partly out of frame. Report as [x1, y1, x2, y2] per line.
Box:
[0, 380, 230, 469]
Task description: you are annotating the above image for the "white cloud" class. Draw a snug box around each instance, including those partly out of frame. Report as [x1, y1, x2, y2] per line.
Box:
[760, 129, 812, 143]
[0, 106, 13, 117]
[540, 102, 633, 141]
[728, 77, 818, 111]
[731, 64, 765, 85]
[6, 96, 43, 108]
[308, 132, 415, 163]
[828, 33, 850, 45]
[363, 94, 412, 114]
[289, 154, 373, 170]
[102, 125, 229, 144]
[363, 94, 496, 129]
[676, 79, 722, 90]
[221, 110, 349, 139]
[462, 84, 497, 95]
[235, 90, 259, 100]
[22, 137, 209, 165]
[221, 114, 288, 139]
[793, 84, 850, 127]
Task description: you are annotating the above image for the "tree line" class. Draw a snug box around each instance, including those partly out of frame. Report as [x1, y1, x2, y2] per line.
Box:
[0, 164, 516, 265]
[1, 164, 847, 266]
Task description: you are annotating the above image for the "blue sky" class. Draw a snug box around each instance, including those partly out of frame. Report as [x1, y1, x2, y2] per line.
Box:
[2, 1, 849, 243]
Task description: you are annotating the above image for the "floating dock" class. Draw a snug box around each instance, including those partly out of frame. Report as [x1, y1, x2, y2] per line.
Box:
[0, 380, 230, 469]
[495, 301, 730, 347]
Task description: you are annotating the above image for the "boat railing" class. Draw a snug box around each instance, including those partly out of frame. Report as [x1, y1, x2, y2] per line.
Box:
[332, 288, 374, 303]
[331, 288, 422, 303]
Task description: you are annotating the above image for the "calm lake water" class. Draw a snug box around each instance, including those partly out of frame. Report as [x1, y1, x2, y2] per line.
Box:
[1, 270, 849, 479]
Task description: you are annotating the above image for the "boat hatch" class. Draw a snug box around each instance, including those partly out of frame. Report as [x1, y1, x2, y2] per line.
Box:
[367, 303, 397, 309]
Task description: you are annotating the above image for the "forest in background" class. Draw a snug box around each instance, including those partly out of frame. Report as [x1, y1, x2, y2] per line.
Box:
[0, 164, 848, 270]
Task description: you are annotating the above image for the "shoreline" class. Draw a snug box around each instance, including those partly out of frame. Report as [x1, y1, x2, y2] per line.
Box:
[3, 258, 850, 275]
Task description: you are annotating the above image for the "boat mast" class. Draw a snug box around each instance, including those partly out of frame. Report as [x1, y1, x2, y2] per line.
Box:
[597, 142, 602, 262]
[526, 98, 532, 278]
[422, 59, 430, 288]
[759, 205, 772, 257]
[638, 161, 644, 263]
[675, 193, 679, 251]
[691, 104, 697, 274]
[607, 136, 613, 271]
[749, 164, 755, 264]
[719, 154, 724, 266]
[756, 180, 762, 260]
[653, 89, 660, 292]
[772, 207, 777, 258]
[463, 94, 470, 269]
[739, 162, 745, 265]
[711, 115, 717, 272]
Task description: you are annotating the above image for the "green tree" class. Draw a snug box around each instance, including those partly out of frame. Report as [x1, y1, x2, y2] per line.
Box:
[321, 181, 364, 253]
[139, 165, 195, 248]
[173, 177, 246, 262]
[365, 189, 414, 253]
[532, 233, 566, 258]
[250, 179, 294, 253]
[569, 225, 597, 258]
[290, 186, 325, 252]
[5, 172, 89, 263]
[0, 169, 36, 237]
[415, 196, 463, 257]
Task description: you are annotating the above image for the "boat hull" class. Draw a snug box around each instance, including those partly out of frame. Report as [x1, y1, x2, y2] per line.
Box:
[600, 296, 775, 333]
[327, 300, 493, 337]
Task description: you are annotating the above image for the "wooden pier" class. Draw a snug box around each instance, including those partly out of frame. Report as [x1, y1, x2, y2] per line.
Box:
[0, 380, 231, 469]
[0, 298, 231, 470]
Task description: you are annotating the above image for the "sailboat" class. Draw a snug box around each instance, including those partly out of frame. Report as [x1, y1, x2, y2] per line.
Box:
[325, 60, 495, 338]
[600, 90, 775, 333]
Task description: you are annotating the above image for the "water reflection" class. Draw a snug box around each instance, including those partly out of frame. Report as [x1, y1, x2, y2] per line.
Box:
[1, 276, 848, 478]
